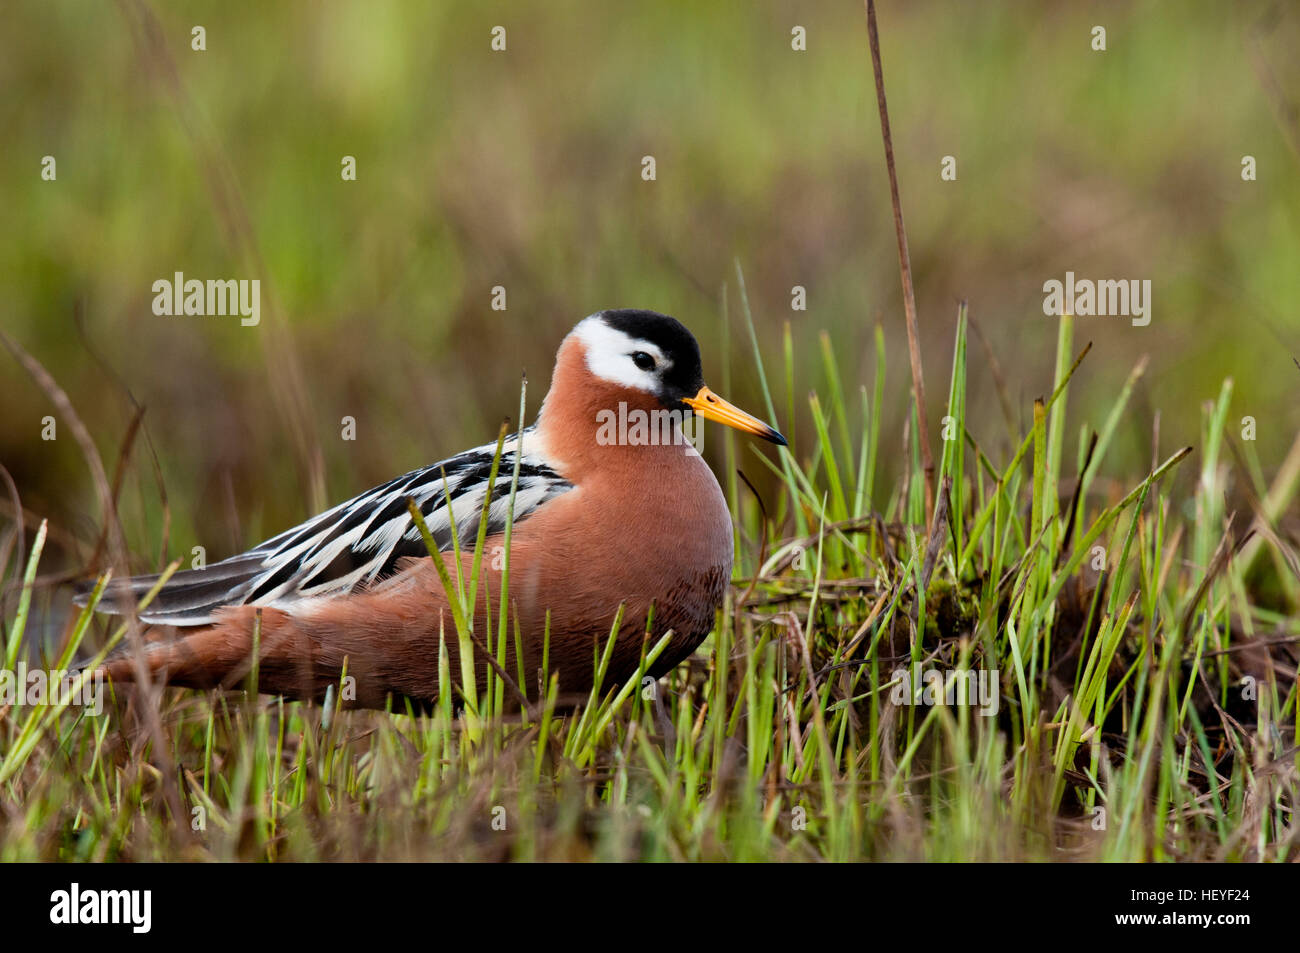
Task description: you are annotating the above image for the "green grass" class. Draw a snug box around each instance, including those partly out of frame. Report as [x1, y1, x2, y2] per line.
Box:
[2, 308, 1296, 862]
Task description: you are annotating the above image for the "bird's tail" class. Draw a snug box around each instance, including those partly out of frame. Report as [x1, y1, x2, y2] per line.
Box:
[73, 554, 269, 626]
[91, 600, 446, 711]
[93, 606, 350, 703]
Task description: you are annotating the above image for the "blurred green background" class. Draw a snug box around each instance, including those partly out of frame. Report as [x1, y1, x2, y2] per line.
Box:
[2, 0, 1298, 573]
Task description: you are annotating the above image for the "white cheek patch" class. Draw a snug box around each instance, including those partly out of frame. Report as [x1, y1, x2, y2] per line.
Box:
[573, 316, 668, 392]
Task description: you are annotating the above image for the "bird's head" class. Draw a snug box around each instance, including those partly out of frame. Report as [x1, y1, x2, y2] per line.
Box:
[569, 309, 787, 446]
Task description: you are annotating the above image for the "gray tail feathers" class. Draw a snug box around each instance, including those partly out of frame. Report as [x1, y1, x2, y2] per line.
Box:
[72, 554, 267, 626]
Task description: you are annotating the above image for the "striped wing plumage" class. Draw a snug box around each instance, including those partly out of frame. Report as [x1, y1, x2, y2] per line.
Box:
[77, 428, 572, 625]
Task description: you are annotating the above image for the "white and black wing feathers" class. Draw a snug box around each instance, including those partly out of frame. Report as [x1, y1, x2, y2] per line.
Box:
[77, 428, 572, 626]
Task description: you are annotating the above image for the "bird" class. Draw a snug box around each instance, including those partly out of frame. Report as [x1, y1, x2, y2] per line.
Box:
[77, 309, 787, 711]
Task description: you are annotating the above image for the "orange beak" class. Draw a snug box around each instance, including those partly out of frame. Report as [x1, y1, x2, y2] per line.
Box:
[682, 386, 787, 446]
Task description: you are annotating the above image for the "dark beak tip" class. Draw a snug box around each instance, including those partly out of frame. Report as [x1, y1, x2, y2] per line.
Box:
[768, 429, 789, 448]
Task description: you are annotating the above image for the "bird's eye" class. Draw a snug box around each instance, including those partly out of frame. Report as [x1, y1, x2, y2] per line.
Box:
[630, 351, 657, 372]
